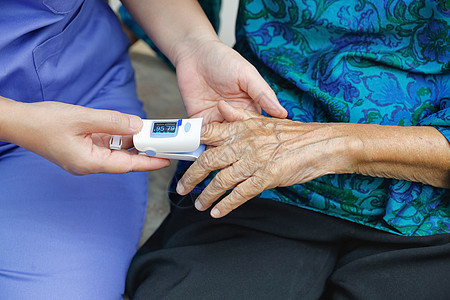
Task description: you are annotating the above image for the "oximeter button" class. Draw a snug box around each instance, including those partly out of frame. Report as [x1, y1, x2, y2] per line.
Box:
[184, 122, 191, 132]
[145, 150, 157, 157]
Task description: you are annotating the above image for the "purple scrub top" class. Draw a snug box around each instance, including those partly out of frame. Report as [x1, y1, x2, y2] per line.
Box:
[0, 1, 149, 298]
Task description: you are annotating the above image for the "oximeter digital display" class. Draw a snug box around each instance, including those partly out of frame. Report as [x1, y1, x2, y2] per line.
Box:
[152, 122, 177, 134]
[133, 118, 205, 161]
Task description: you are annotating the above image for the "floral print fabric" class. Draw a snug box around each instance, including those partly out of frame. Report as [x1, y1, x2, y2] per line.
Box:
[174, 0, 449, 236]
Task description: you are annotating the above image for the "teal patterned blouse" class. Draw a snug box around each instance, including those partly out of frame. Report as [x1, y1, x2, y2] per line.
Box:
[175, 0, 450, 237]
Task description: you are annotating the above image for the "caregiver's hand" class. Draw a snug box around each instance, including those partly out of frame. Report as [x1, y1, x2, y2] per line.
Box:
[177, 101, 450, 218]
[175, 40, 287, 123]
[122, 0, 286, 123]
[0, 99, 170, 175]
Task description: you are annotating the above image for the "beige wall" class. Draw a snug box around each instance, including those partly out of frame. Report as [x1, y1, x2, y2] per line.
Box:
[219, 0, 239, 46]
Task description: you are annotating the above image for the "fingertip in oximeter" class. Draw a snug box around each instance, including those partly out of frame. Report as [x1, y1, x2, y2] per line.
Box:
[133, 118, 204, 161]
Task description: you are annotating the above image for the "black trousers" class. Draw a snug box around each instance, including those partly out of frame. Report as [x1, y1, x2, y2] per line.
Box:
[126, 194, 450, 300]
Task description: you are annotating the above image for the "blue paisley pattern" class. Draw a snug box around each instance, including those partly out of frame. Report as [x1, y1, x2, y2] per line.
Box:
[173, 0, 450, 236]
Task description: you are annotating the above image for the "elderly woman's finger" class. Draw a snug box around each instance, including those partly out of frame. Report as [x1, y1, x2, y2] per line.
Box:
[176, 145, 239, 195]
[201, 122, 235, 146]
[194, 159, 255, 211]
[201, 102, 265, 146]
[209, 175, 268, 218]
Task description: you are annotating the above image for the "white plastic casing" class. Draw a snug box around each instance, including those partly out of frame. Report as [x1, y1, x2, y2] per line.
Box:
[133, 118, 204, 160]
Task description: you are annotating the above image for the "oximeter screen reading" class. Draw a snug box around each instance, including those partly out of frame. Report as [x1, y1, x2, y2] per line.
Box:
[153, 122, 177, 134]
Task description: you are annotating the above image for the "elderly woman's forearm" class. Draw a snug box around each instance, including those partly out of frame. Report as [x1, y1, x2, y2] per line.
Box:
[180, 106, 449, 218]
[351, 124, 450, 188]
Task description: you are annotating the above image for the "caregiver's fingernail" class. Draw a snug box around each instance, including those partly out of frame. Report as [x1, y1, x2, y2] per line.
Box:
[194, 200, 203, 210]
[211, 208, 220, 218]
[176, 182, 185, 194]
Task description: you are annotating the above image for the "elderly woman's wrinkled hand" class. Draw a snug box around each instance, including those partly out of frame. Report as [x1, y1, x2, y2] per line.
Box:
[176, 101, 362, 218]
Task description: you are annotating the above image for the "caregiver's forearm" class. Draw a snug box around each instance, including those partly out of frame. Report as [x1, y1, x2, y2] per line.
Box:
[352, 124, 450, 188]
[0, 96, 21, 143]
[120, 0, 219, 66]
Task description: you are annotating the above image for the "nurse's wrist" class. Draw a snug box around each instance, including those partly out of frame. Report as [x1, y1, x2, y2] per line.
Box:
[170, 35, 222, 68]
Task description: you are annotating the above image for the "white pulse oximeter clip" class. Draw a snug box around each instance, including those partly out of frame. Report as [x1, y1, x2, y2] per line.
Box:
[133, 118, 205, 161]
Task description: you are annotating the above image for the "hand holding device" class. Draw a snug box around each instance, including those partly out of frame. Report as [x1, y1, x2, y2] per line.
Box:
[0, 100, 169, 175]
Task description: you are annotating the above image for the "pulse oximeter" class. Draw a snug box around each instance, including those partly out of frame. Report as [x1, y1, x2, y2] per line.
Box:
[133, 118, 205, 161]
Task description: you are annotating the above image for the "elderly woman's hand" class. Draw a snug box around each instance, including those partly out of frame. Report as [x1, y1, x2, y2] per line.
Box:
[176, 101, 362, 217]
[177, 101, 450, 218]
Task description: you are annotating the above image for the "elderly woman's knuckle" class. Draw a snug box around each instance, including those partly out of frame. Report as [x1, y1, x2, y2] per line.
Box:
[198, 151, 214, 169]
[216, 152, 230, 165]
[213, 173, 229, 189]
[234, 162, 251, 178]
[250, 175, 266, 188]
[232, 187, 248, 201]
[236, 122, 252, 136]
[201, 124, 214, 138]
[222, 145, 238, 159]
[218, 125, 232, 139]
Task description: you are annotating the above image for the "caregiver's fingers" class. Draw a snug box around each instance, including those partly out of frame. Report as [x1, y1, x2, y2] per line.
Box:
[217, 100, 262, 122]
[74, 149, 170, 175]
[82, 108, 143, 135]
[194, 160, 253, 211]
[107, 152, 170, 173]
[240, 65, 288, 119]
[209, 175, 268, 218]
[176, 146, 239, 195]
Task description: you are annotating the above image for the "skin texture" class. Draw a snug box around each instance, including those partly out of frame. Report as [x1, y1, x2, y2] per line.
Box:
[0, 99, 170, 175]
[1, 0, 286, 175]
[177, 101, 450, 218]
